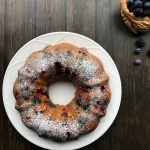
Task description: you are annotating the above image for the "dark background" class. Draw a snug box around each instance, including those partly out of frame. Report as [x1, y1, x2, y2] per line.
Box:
[0, 0, 150, 150]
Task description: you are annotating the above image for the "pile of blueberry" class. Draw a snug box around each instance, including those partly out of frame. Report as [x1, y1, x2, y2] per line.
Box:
[134, 38, 145, 65]
[135, 38, 146, 54]
[127, 0, 150, 17]
[134, 38, 150, 65]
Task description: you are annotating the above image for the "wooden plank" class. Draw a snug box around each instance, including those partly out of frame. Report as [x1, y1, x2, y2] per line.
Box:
[2, 0, 66, 150]
[36, 0, 66, 36]
[0, 0, 5, 149]
[3, 0, 37, 150]
[96, 0, 150, 150]
[66, 0, 96, 40]
[4, 0, 36, 66]
[66, 0, 96, 149]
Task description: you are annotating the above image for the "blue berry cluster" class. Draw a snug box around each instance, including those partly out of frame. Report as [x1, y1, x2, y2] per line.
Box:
[134, 38, 150, 66]
[134, 38, 145, 54]
[127, 0, 150, 17]
[135, 59, 142, 65]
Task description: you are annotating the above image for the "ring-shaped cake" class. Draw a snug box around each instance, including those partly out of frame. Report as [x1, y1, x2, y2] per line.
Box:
[13, 43, 111, 142]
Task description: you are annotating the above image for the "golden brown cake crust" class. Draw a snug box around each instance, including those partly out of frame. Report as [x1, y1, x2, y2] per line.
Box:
[13, 43, 111, 142]
[120, 0, 150, 34]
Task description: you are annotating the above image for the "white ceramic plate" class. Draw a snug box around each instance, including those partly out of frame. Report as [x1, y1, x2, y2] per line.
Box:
[2, 32, 122, 150]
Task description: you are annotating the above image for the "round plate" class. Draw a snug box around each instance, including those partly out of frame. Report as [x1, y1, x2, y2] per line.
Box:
[2, 32, 122, 150]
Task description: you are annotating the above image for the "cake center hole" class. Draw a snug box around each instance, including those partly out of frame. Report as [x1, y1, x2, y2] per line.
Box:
[48, 79, 76, 105]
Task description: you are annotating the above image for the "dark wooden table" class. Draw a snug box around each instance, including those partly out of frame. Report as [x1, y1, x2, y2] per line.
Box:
[0, 0, 150, 150]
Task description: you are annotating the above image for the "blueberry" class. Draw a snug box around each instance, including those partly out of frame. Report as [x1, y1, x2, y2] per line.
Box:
[18, 76, 24, 84]
[134, 8, 144, 16]
[134, 1, 143, 8]
[143, 2, 150, 8]
[128, 5, 134, 12]
[35, 110, 43, 115]
[36, 89, 43, 94]
[26, 116, 30, 120]
[30, 77, 36, 82]
[66, 50, 72, 55]
[83, 105, 88, 110]
[23, 97, 28, 101]
[143, 9, 150, 17]
[82, 102, 90, 110]
[49, 104, 55, 108]
[96, 100, 100, 105]
[32, 97, 41, 105]
[134, 59, 141, 65]
[72, 69, 77, 77]
[24, 86, 29, 90]
[44, 92, 48, 97]
[54, 62, 62, 75]
[66, 132, 70, 137]
[85, 86, 93, 90]
[76, 96, 81, 106]
[65, 67, 71, 74]
[21, 86, 32, 97]
[78, 117, 88, 127]
[26, 68, 31, 74]
[62, 121, 68, 127]
[136, 38, 146, 47]
[93, 98, 103, 105]
[55, 136, 63, 142]
[44, 101, 55, 108]
[62, 112, 68, 117]
[101, 85, 105, 91]
[43, 50, 51, 59]
[127, 0, 134, 7]
[134, 48, 142, 54]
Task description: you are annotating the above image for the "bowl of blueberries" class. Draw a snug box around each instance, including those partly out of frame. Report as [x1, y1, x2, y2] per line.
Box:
[127, 0, 150, 17]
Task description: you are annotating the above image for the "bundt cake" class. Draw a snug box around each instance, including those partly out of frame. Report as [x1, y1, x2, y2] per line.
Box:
[13, 43, 111, 142]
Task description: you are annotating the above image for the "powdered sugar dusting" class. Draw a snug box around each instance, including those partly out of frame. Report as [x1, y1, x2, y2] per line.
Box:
[21, 107, 97, 141]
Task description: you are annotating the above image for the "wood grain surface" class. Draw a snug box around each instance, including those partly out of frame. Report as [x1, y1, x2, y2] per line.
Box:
[0, 0, 150, 149]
